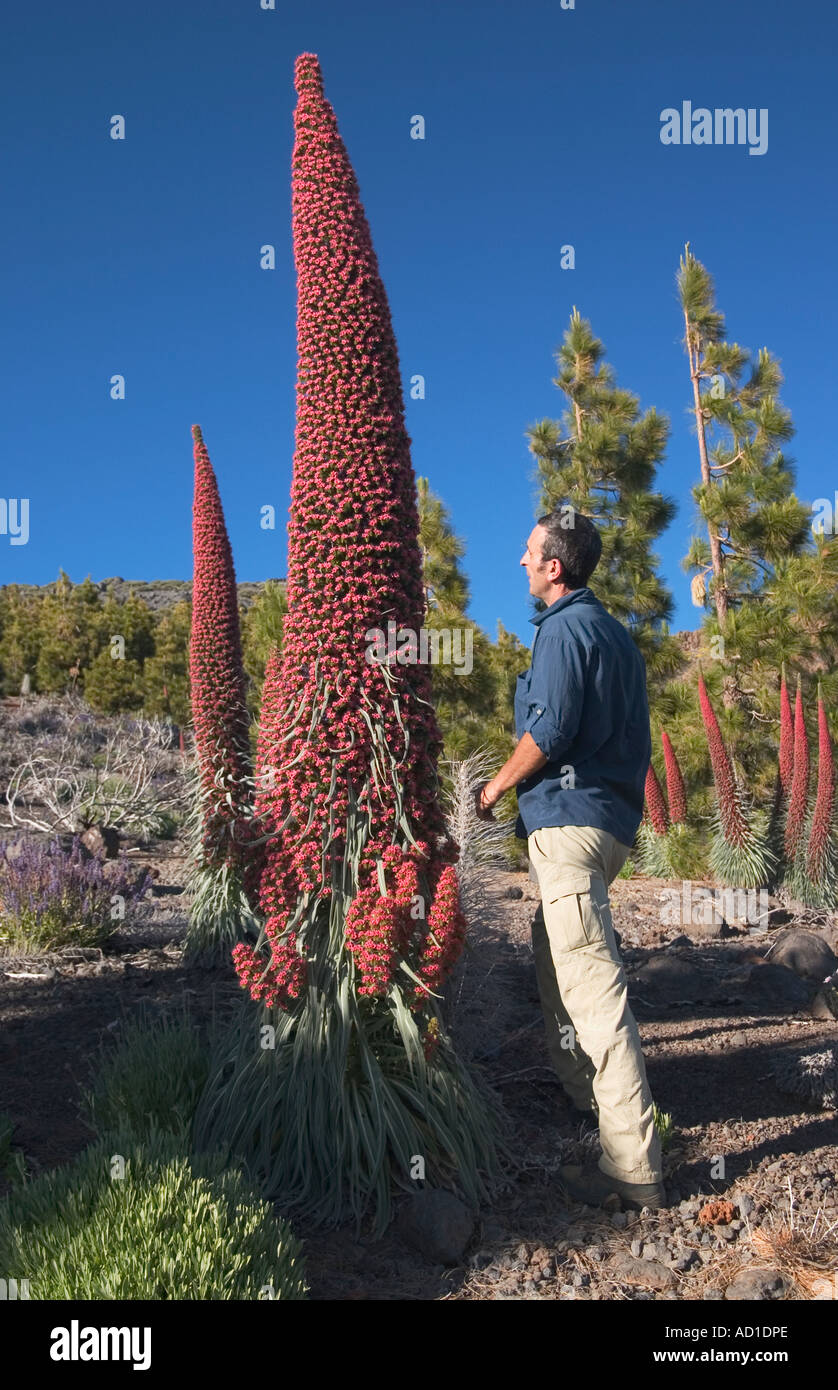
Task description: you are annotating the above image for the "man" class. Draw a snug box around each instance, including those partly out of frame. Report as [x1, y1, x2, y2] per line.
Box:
[475, 508, 665, 1211]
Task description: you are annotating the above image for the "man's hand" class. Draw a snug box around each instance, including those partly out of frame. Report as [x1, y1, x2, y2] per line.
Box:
[474, 735, 548, 824]
[474, 781, 499, 822]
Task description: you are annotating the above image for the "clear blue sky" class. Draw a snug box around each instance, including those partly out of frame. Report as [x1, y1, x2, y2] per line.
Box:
[2, 0, 836, 646]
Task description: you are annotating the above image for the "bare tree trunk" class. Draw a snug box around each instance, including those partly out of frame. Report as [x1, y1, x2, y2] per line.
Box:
[685, 310, 727, 626]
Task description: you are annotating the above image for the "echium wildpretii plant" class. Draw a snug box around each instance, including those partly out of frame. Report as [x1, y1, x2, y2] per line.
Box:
[183, 425, 261, 965]
[780, 680, 838, 908]
[768, 662, 795, 855]
[698, 673, 773, 888]
[805, 685, 838, 908]
[637, 732, 701, 879]
[637, 761, 670, 876]
[662, 729, 687, 826]
[194, 53, 504, 1234]
[0, 835, 152, 953]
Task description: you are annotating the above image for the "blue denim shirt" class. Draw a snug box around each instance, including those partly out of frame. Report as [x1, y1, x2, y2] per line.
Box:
[513, 587, 651, 846]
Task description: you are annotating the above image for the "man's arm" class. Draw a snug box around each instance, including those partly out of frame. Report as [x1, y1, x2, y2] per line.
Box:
[475, 633, 585, 821]
[476, 732, 547, 820]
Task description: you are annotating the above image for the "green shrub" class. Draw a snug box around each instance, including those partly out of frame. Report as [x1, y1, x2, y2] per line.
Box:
[0, 1131, 308, 1300]
[150, 809, 180, 840]
[83, 1006, 210, 1146]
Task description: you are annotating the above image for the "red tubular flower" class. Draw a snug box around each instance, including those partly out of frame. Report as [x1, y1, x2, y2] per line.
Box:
[416, 864, 467, 993]
[644, 763, 670, 835]
[806, 687, 833, 883]
[190, 425, 252, 868]
[243, 53, 465, 1006]
[232, 937, 306, 1010]
[660, 731, 686, 826]
[778, 664, 794, 802]
[698, 674, 746, 849]
[784, 677, 810, 863]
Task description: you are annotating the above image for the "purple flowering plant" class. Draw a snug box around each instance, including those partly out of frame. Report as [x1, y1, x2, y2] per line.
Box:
[0, 835, 152, 953]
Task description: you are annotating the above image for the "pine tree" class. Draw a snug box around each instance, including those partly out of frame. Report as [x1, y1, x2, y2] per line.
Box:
[0, 586, 43, 694]
[416, 476, 470, 613]
[35, 572, 104, 693]
[678, 246, 814, 709]
[241, 580, 288, 720]
[142, 600, 192, 726]
[527, 308, 681, 686]
[415, 476, 498, 761]
[83, 589, 155, 713]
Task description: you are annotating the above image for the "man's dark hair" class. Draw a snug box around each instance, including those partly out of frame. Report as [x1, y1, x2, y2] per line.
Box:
[537, 507, 602, 588]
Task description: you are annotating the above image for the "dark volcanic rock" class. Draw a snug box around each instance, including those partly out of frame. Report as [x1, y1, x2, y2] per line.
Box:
[745, 963, 812, 1013]
[724, 1267, 788, 1300]
[396, 1189, 477, 1265]
[771, 930, 838, 985]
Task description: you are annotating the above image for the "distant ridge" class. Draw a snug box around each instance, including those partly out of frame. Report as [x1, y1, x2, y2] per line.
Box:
[0, 576, 286, 613]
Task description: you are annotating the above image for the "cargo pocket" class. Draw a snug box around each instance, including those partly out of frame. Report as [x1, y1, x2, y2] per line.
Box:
[545, 873, 607, 952]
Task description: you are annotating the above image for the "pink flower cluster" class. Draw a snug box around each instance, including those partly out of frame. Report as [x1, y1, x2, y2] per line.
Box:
[644, 763, 670, 835]
[344, 844, 421, 996]
[807, 687, 835, 882]
[778, 665, 794, 802]
[784, 677, 810, 863]
[190, 425, 253, 870]
[698, 675, 747, 849]
[232, 932, 307, 1010]
[238, 54, 466, 1010]
[414, 864, 467, 995]
[661, 730, 687, 825]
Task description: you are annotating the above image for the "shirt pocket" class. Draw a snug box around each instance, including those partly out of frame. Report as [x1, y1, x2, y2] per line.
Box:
[545, 873, 605, 952]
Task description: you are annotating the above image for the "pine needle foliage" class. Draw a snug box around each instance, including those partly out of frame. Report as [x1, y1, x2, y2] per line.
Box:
[527, 307, 682, 691]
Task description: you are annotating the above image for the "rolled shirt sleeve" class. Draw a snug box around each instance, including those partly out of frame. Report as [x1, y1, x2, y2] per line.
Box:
[522, 634, 587, 763]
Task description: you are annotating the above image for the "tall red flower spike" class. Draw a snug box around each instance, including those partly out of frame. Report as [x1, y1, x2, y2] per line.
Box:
[698, 674, 747, 849]
[190, 425, 252, 867]
[806, 685, 835, 886]
[784, 676, 809, 864]
[778, 663, 794, 802]
[661, 730, 687, 825]
[644, 763, 670, 835]
[246, 52, 463, 1006]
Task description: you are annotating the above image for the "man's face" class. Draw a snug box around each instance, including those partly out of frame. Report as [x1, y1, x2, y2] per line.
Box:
[521, 524, 560, 601]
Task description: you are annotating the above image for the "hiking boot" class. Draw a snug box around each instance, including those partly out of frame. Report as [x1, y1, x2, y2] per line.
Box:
[558, 1163, 667, 1211]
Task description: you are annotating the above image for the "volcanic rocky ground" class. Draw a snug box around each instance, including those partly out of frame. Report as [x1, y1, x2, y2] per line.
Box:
[1, 832, 836, 1302]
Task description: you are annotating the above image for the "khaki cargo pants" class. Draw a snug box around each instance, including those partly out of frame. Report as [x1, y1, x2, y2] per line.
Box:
[528, 824, 662, 1184]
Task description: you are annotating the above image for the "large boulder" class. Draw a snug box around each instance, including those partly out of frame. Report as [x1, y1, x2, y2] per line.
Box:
[396, 1188, 477, 1265]
[770, 930, 838, 985]
[744, 962, 812, 1013]
[629, 954, 717, 1007]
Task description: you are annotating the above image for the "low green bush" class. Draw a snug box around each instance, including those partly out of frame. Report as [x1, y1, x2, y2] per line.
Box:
[83, 1005, 211, 1146]
[0, 1131, 308, 1300]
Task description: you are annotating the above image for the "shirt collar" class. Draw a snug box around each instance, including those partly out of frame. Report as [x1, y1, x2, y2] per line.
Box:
[529, 586, 592, 627]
